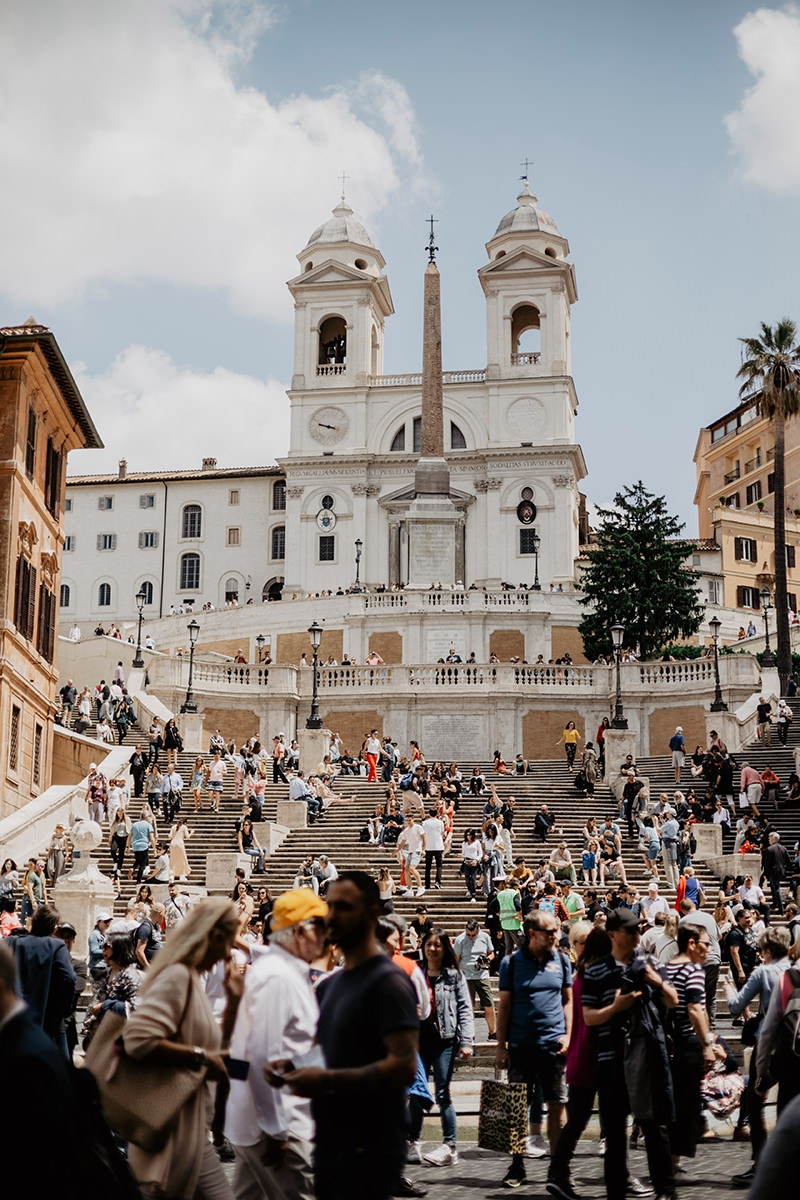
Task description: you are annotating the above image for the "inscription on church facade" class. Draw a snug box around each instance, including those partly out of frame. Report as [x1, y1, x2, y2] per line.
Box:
[421, 714, 486, 760]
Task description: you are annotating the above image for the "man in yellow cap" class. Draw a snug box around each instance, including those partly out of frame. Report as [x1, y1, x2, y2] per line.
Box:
[225, 888, 327, 1200]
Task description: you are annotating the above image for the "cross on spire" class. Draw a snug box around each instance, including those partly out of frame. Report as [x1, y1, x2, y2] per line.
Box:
[339, 170, 350, 199]
[426, 214, 439, 263]
[520, 156, 533, 182]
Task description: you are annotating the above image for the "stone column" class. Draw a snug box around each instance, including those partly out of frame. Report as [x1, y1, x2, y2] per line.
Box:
[603, 728, 638, 780]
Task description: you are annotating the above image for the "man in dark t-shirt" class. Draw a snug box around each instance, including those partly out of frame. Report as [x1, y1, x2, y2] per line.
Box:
[273, 871, 419, 1200]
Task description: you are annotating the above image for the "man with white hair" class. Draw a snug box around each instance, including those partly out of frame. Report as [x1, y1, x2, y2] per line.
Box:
[763, 831, 792, 916]
[226, 888, 328, 1200]
[668, 725, 685, 782]
[660, 807, 680, 890]
[641, 881, 669, 926]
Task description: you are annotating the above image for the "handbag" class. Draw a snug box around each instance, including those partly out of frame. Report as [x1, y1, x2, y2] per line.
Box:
[740, 1014, 762, 1046]
[82, 974, 207, 1152]
[478, 1075, 528, 1154]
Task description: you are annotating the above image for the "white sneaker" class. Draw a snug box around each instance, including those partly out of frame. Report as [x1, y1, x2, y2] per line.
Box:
[596, 1137, 606, 1156]
[416, 886, 426, 897]
[424, 1144, 458, 1167]
[525, 1134, 549, 1158]
[407, 1140, 423, 1164]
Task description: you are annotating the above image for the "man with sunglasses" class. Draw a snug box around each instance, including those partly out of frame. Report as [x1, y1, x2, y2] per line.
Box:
[226, 888, 328, 1200]
[496, 910, 573, 1188]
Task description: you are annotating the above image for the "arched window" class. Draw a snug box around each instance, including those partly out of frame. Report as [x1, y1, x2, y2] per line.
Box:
[140, 580, 154, 605]
[273, 479, 286, 511]
[180, 553, 200, 590]
[511, 303, 541, 359]
[390, 425, 406, 452]
[450, 422, 466, 449]
[225, 577, 239, 603]
[182, 504, 202, 539]
[60, 583, 70, 607]
[318, 316, 347, 365]
[271, 526, 286, 561]
[98, 582, 111, 607]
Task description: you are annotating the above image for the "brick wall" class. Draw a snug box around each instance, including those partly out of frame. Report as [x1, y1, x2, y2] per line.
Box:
[276, 629, 343, 665]
[489, 629, 525, 661]
[319, 708, 384, 755]
[648, 705, 706, 759]
[197, 706, 260, 747]
[367, 631, 403, 663]
[551, 625, 588, 664]
[196, 637, 250, 660]
[522, 708, 586, 761]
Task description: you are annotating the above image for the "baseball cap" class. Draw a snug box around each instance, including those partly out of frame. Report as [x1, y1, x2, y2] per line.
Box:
[606, 907, 640, 933]
[95, 910, 114, 922]
[89, 762, 97, 770]
[270, 888, 328, 931]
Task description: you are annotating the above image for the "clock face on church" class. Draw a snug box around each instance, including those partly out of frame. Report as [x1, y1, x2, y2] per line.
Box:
[309, 407, 349, 445]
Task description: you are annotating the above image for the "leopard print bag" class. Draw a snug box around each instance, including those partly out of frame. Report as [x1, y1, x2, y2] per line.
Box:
[478, 1077, 528, 1154]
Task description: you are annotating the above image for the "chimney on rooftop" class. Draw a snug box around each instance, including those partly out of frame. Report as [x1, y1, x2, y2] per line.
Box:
[202, 457, 217, 471]
[118, 458, 127, 479]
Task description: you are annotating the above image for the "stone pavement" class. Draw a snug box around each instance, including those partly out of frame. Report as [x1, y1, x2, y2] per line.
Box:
[401, 1140, 755, 1198]
[221, 1137, 756, 1198]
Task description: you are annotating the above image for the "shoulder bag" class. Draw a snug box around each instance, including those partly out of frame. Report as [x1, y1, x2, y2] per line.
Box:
[82, 971, 207, 1152]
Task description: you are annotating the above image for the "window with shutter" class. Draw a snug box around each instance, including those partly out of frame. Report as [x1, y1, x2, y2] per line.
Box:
[44, 439, 62, 517]
[25, 408, 36, 479]
[37, 585, 55, 663]
[737, 586, 745, 607]
[787, 546, 796, 569]
[140, 494, 155, 508]
[26, 565, 37, 641]
[789, 593, 797, 613]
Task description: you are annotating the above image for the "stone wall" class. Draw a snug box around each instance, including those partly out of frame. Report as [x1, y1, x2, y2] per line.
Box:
[196, 637, 251, 660]
[51, 727, 108, 786]
[523, 708, 586, 761]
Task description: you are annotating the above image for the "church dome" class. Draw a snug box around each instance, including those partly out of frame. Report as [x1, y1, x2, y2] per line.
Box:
[492, 182, 561, 239]
[306, 199, 375, 249]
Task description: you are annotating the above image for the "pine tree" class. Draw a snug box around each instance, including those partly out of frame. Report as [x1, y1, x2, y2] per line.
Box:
[578, 481, 704, 661]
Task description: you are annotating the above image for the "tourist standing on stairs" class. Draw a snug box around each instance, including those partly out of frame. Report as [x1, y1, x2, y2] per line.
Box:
[756, 697, 772, 746]
[207, 750, 228, 812]
[161, 764, 184, 823]
[669, 726, 685, 783]
[660, 807, 680, 890]
[498, 879, 524, 955]
[422, 807, 445, 891]
[162, 717, 182, 771]
[454, 918, 497, 1038]
[496, 909, 573, 1190]
[555, 722, 582, 771]
[418, 928, 474, 1168]
[272, 735, 289, 784]
[365, 729, 382, 783]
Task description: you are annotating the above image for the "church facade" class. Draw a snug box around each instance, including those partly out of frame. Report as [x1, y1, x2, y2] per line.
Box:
[280, 185, 588, 597]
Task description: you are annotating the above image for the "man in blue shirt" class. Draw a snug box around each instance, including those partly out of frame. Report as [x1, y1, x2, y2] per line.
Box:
[130, 814, 156, 882]
[496, 910, 572, 1189]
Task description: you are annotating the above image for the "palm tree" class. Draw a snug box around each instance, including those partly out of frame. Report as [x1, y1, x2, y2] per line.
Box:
[737, 320, 800, 690]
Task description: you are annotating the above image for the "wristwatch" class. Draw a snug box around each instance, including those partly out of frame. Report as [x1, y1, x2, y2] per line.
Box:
[190, 1045, 209, 1069]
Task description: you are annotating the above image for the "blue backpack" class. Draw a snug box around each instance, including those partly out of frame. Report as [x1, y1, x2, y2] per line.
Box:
[399, 772, 415, 790]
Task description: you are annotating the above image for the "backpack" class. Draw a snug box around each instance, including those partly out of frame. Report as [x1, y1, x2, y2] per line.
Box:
[774, 968, 800, 1069]
[538, 897, 556, 916]
[399, 772, 414, 790]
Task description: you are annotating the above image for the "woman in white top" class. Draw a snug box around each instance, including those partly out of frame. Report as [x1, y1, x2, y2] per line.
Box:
[78, 687, 93, 720]
[460, 830, 482, 901]
[377, 866, 396, 900]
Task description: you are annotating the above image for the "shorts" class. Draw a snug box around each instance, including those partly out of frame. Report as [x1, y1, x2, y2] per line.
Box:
[62, 701, 74, 711]
[467, 977, 494, 1008]
[646, 843, 660, 860]
[402, 850, 422, 867]
[671, 750, 684, 769]
[208, 780, 223, 792]
[508, 1043, 568, 1105]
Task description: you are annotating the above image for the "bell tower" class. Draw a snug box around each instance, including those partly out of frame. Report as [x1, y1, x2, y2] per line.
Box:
[287, 196, 393, 396]
[479, 182, 577, 382]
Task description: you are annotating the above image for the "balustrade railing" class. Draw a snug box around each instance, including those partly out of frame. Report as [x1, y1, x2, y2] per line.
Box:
[510, 352, 541, 366]
[367, 369, 486, 387]
[193, 662, 271, 687]
[316, 364, 347, 377]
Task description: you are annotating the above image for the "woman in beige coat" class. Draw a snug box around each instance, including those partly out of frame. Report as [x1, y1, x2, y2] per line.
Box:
[123, 898, 242, 1199]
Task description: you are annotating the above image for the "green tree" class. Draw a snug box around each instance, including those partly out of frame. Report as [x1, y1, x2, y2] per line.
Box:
[578, 481, 704, 661]
[737, 320, 800, 691]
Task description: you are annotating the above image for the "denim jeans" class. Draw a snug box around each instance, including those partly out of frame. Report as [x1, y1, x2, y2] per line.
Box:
[463, 863, 479, 896]
[421, 1037, 458, 1144]
[243, 847, 266, 873]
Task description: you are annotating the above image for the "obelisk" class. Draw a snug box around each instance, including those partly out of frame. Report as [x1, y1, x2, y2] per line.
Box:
[406, 220, 460, 588]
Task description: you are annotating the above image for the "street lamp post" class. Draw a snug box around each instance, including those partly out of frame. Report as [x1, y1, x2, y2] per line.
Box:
[708, 614, 728, 712]
[761, 587, 775, 668]
[353, 539, 363, 593]
[610, 622, 628, 729]
[132, 587, 147, 668]
[531, 531, 541, 591]
[255, 634, 265, 664]
[306, 621, 323, 729]
[180, 619, 200, 713]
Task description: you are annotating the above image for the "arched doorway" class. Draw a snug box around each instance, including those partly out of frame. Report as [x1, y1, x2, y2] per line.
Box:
[262, 576, 284, 602]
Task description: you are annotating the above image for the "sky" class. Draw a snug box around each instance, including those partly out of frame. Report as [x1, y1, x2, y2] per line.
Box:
[2, 0, 800, 530]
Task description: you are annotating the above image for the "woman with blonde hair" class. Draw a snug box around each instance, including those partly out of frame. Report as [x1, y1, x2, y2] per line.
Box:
[122, 898, 242, 1200]
[190, 756, 208, 812]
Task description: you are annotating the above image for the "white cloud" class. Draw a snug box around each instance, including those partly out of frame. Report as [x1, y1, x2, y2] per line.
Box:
[0, 0, 423, 318]
[725, 6, 800, 193]
[67, 345, 289, 474]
